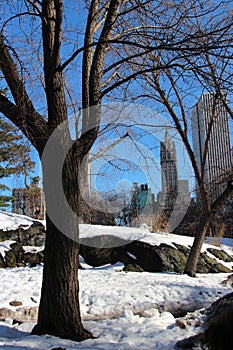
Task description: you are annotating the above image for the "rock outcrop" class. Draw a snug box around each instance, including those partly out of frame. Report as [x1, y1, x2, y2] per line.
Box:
[79, 236, 232, 274]
[0, 221, 45, 246]
[0, 242, 44, 268]
[207, 247, 233, 263]
[1, 226, 232, 273]
[176, 292, 233, 349]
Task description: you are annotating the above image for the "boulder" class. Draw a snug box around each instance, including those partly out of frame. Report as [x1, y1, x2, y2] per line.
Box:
[23, 251, 44, 267]
[174, 242, 231, 274]
[176, 292, 233, 349]
[79, 236, 231, 274]
[79, 245, 118, 267]
[10, 242, 24, 264]
[125, 241, 163, 272]
[154, 243, 187, 273]
[221, 274, 233, 287]
[206, 247, 233, 263]
[0, 222, 45, 246]
[0, 244, 44, 268]
[197, 252, 231, 273]
[0, 252, 5, 268]
[123, 263, 144, 272]
[79, 235, 135, 267]
[5, 250, 17, 268]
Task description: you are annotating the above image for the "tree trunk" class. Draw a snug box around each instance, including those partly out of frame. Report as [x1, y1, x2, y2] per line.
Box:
[31, 215, 92, 341]
[184, 211, 211, 277]
[32, 145, 92, 341]
[184, 186, 233, 277]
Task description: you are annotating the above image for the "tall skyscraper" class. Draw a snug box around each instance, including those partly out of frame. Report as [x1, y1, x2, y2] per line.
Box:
[192, 92, 232, 201]
[158, 129, 178, 210]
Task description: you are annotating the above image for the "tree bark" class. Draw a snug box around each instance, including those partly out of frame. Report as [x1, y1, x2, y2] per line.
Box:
[31, 216, 92, 341]
[32, 149, 92, 340]
[184, 210, 211, 277]
[184, 185, 233, 277]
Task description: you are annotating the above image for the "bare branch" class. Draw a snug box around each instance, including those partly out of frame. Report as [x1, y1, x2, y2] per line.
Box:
[89, 132, 129, 162]
[0, 93, 48, 153]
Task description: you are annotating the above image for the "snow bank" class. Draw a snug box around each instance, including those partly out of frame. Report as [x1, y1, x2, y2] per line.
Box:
[0, 211, 39, 231]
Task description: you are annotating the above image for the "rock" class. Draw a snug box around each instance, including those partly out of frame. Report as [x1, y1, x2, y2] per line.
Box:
[221, 274, 233, 287]
[205, 291, 233, 320]
[198, 252, 231, 273]
[154, 243, 187, 273]
[2, 243, 26, 268]
[173, 243, 231, 274]
[207, 247, 233, 262]
[80, 235, 135, 267]
[80, 245, 117, 267]
[125, 241, 163, 272]
[23, 251, 43, 267]
[176, 333, 205, 349]
[10, 242, 24, 264]
[5, 250, 17, 268]
[202, 304, 233, 350]
[172, 242, 190, 255]
[0, 222, 45, 246]
[0, 252, 5, 268]
[176, 309, 207, 330]
[80, 236, 231, 274]
[0, 307, 15, 320]
[9, 300, 22, 307]
[176, 292, 233, 349]
[123, 263, 144, 272]
[16, 263, 25, 267]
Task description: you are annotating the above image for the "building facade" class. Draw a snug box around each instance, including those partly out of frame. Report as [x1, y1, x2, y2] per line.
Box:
[192, 93, 232, 201]
[158, 129, 178, 210]
[130, 182, 156, 226]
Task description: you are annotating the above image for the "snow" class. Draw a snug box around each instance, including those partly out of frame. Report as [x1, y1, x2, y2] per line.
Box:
[0, 211, 41, 231]
[0, 213, 233, 349]
[1, 265, 232, 350]
[0, 240, 16, 258]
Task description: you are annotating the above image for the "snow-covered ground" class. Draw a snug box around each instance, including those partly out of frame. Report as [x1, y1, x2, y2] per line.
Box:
[0, 212, 233, 349]
[0, 211, 40, 231]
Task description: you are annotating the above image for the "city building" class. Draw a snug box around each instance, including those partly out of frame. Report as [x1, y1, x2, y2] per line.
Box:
[177, 180, 190, 203]
[12, 187, 46, 220]
[130, 182, 156, 226]
[192, 92, 232, 201]
[157, 129, 178, 210]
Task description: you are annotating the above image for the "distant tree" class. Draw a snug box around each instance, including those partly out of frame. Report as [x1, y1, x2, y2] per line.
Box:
[13, 176, 43, 218]
[26, 176, 41, 218]
[0, 116, 34, 209]
[104, 189, 132, 226]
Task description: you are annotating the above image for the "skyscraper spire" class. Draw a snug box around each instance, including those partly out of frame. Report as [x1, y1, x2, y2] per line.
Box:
[159, 129, 178, 211]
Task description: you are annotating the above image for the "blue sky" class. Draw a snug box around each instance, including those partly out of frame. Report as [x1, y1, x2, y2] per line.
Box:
[2, 99, 233, 210]
[1, 1, 233, 210]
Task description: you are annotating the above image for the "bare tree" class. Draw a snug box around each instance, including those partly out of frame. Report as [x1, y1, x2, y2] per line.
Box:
[1, 0, 233, 342]
[125, 0, 233, 276]
[0, 0, 180, 340]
